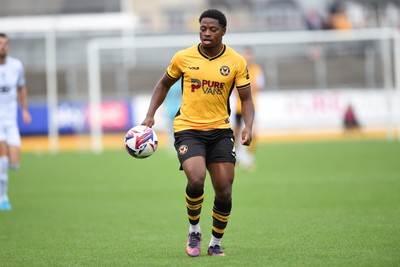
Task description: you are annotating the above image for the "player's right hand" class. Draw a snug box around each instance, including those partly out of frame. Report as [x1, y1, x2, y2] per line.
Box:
[141, 116, 155, 128]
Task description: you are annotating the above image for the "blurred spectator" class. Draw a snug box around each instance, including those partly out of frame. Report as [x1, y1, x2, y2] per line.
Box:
[385, 2, 400, 28]
[304, 7, 326, 62]
[304, 7, 324, 30]
[234, 47, 265, 171]
[343, 104, 361, 133]
[328, 1, 352, 30]
[346, 1, 366, 28]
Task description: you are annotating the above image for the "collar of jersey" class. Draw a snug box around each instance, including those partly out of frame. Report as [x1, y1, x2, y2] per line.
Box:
[198, 44, 226, 61]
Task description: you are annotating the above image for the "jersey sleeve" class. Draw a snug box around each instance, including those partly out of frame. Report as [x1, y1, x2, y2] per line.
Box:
[235, 55, 250, 90]
[166, 52, 183, 80]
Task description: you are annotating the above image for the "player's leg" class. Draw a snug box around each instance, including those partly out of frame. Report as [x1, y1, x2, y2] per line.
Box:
[205, 129, 236, 256]
[234, 113, 250, 169]
[175, 130, 207, 257]
[182, 156, 207, 257]
[8, 145, 20, 170]
[183, 156, 206, 232]
[207, 162, 234, 256]
[0, 123, 21, 210]
[0, 141, 10, 210]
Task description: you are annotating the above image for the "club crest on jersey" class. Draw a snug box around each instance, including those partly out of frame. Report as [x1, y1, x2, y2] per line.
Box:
[220, 66, 230, 76]
[178, 145, 188, 155]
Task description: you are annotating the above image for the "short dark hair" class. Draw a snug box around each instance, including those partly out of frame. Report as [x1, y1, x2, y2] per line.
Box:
[199, 9, 227, 28]
[0, 33, 8, 38]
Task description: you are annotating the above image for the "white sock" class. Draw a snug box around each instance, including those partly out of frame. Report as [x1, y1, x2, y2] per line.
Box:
[209, 235, 222, 247]
[9, 163, 20, 170]
[189, 223, 201, 234]
[0, 156, 9, 201]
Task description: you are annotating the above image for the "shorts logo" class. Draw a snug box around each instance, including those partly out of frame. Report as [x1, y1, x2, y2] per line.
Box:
[231, 138, 236, 158]
[220, 66, 230, 76]
[178, 145, 188, 155]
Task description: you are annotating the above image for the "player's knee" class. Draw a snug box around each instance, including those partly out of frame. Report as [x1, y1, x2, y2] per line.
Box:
[215, 187, 232, 202]
[184, 165, 206, 189]
[187, 177, 205, 190]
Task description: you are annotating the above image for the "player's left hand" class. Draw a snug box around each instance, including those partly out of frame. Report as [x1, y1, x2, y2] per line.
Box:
[22, 110, 31, 124]
[241, 127, 252, 146]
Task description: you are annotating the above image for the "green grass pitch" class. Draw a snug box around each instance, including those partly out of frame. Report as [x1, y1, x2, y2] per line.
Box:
[1, 139, 399, 266]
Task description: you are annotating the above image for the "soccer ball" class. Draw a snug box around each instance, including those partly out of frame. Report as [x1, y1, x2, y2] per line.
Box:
[124, 125, 158, 159]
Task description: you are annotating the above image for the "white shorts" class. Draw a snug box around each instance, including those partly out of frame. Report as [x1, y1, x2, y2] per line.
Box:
[0, 121, 21, 147]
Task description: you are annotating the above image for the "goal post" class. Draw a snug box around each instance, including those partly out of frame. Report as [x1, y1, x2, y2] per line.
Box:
[87, 36, 140, 153]
[393, 30, 400, 141]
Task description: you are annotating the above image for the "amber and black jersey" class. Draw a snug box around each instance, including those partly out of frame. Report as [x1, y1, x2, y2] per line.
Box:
[166, 44, 250, 133]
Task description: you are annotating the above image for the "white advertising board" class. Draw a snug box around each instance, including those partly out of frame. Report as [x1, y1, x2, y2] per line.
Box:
[133, 89, 399, 132]
[252, 89, 398, 131]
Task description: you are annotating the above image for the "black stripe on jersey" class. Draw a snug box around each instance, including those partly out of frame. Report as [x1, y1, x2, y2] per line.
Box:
[166, 71, 179, 80]
[236, 83, 250, 90]
[174, 74, 184, 118]
[197, 44, 226, 61]
[227, 82, 235, 116]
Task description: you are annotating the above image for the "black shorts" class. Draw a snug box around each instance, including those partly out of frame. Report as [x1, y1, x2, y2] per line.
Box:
[174, 129, 236, 170]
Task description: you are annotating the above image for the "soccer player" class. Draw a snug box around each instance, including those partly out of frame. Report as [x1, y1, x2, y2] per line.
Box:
[0, 33, 31, 210]
[141, 9, 254, 256]
[233, 47, 265, 170]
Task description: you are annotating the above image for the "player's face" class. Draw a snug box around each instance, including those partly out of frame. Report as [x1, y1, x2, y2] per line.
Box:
[199, 18, 226, 49]
[0, 37, 9, 58]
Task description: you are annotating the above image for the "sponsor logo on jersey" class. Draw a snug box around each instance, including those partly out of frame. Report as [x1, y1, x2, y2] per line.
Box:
[191, 79, 201, 92]
[220, 66, 230, 76]
[189, 66, 199, 70]
[0, 86, 10, 93]
[191, 78, 225, 95]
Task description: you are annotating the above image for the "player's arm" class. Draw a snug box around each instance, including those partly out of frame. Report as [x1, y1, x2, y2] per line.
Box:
[237, 85, 255, 146]
[17, 86, 31, 124]
[142, 73, 179, 127]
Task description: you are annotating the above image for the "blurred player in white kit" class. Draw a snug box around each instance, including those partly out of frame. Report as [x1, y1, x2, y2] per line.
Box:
[0, 33, 31, 210]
